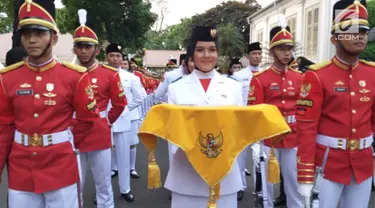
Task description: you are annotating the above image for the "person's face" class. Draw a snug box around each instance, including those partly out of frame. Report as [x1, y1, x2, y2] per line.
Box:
[21, 29, 57, 58]
[187, 57, 195, 73]
[121, 60, 129, 70]
[248, 50, 262, 66]
[74, 43, 98, 64]
[106, 52, 122, 68]
[272, 45, 294, 65]
[331, 29, 368, 55]
[231, 64, 242, 72]
[193, 41, 218, 72]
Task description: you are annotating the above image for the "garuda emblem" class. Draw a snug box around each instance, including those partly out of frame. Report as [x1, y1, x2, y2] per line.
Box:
[300, 83, 311, 98]
[199, 131, 223, 158]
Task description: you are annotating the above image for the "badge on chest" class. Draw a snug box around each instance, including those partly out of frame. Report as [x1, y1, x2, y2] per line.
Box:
[270, 82, 280, 90]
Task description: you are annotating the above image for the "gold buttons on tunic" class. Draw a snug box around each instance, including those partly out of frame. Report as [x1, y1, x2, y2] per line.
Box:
[32, 152, 37, 156]
[34, 113, 39, 118]
[282, 77, 285, 80]
[349, 75, 353, 79]
[35, 94, 40, 99]
[352, 128, 356, 133]
[350, 92, 355, 96]
[283, 89, 287, 92]
[282, 100, 285, 104]
[36, 76, 42, 81]
[352, 110, 356, 114]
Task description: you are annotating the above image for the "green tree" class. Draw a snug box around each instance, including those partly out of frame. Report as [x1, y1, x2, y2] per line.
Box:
[60, 0, 157, 50]
[0, 0, 13, 34]
[191, 0, 260, 44]
[361, 0, 375, 61]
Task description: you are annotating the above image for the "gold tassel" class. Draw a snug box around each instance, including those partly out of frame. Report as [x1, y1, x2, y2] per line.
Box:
[207, 185, 219, 208]
[147, 151, 161, 189]
[81, 26, 85, 33]
[267, 148, 280, 184]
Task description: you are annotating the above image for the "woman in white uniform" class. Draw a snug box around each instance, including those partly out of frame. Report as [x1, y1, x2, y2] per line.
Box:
[165, 25, 243, 208]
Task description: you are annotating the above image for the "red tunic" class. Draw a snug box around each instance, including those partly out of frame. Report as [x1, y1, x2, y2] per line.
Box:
[73, 63, 127, 152]
[296, 57, 375, 185]
[248, 66, 303, 148]
[0, 60, 99, 193]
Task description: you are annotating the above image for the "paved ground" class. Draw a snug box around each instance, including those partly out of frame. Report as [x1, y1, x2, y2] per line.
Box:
[1, 139, 375, 207]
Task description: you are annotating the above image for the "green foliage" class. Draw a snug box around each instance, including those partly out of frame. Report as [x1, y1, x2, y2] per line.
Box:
[361, 0, 375, 61]
[191, 0, 260, 44]
[360, 41, 375, 61]
[0, 0, 13, 34]
[60, 0, 157, 50]
[368, 0, 375, 29]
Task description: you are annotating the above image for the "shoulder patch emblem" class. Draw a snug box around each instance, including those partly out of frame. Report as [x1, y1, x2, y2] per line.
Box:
[0, 61, 24, 74]
[102, 64, 117, 72]
[308, 60, 331, 71]
[61, 62, 87, 73]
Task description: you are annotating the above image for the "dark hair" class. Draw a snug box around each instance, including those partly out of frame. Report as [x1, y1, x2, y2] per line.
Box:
[124, 59, 133, 72]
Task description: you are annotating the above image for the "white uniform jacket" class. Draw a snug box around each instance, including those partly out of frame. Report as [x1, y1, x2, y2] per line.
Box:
[231, 65, 259, 105]
[154, 66, 183, 102]
[164, 69, 243, 197]
[112, 69, 145, 132]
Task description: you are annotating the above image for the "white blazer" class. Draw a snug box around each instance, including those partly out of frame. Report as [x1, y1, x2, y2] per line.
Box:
[154, 66, 183, 102]
[232, 66, 257, 105]
[164, 70, 243, 197]
[112, 69, 145, 132]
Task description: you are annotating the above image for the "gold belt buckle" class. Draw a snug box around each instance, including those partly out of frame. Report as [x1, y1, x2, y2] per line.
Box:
[29, 133, 43, 147]
[347, 139, 359, 151]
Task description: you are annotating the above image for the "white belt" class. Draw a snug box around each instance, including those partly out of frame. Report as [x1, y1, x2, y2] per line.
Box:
[284, 115, 296, 124]
[73, 110, 106, 119]
[14, 130, 72, 147]
[316, 134, 373, 151]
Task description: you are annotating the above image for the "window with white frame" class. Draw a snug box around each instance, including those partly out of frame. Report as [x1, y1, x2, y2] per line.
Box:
[257, 29, 263, 43]
[305, 6, 319, 58]
[287, 15, 297, 40]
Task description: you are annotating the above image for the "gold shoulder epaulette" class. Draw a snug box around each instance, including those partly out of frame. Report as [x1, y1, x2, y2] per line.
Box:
[253, 68, 268, 77]
[61, 61, 87, 73]
[289, 68, 302, 74]
[360, 60, 375, 68]
[102, 64, 117, 72]
[0, 61, 24, 74]
[308, 60, 331, 71]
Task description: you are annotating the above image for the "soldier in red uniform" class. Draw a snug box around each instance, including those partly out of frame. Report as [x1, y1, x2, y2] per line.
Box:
[296, 1, 374, 207]
[0, 1, 99, 207]
[72, 9, 127, 207]
[248, 21, 303, 208]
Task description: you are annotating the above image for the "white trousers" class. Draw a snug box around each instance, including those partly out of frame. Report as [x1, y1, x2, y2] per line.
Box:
[168, 142, 174, 168]
[113, 131, 131, 194]
[129, 120, 139, 146]
[237, 146, 250, 191]
[319, 175, 372, 208]
[80, 148, 114, 208]
[171, 192, 237, 208]
[263, 147, 303, 208]
[9, 183, 79, 208]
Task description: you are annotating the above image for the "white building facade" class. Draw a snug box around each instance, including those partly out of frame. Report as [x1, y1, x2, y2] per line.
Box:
[248, 0, 340, 65]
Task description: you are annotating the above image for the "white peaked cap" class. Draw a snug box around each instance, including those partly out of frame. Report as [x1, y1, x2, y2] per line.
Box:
[78, 9, 87, 26]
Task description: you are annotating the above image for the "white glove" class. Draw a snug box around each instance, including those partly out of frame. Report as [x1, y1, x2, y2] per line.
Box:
[299, 183, 313, 207]
[251, 143, 261, 169]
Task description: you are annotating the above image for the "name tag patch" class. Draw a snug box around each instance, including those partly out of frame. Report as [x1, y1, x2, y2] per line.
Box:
[334, 87, 348, 92]
[270, 86, 280, 90]
[16, 89, 33, 96]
